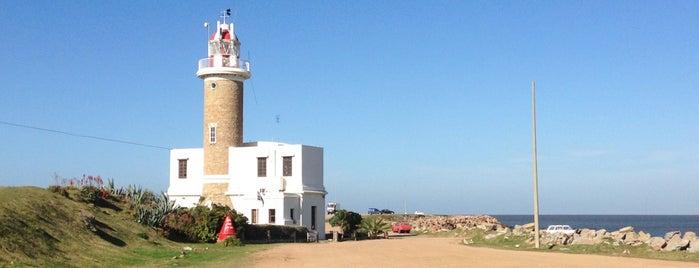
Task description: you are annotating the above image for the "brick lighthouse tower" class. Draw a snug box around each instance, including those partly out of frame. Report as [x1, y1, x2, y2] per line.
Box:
[196, 9, 250, 206]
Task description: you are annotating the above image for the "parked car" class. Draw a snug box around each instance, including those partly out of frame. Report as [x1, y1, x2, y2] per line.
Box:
[380, 209, 394, 214]
[545, 225, 574, 235]
[326, 202, 338, 214]
[368, 208, 381, 215]
[392, 221, 412, 233]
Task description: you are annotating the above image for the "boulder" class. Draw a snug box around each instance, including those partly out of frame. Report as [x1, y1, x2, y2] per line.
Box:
[484, 233, 499, 240]
[664, 231, 681, 241]
[647, 237, 666, 251]
[663, 236, 690, 251]
[684, 231, 697, 240]
[687, 238, 699, 253]
[512, 225, 525, 236]
[522, 222, 536, 231]
[624, 232, 638, 243]
[618, 226, 634, 233]
[637, 231, 651, 243]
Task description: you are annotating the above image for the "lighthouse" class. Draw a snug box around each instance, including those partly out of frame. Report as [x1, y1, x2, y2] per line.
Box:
[196, 10, 250, 206]
[168, 10, 327, 239]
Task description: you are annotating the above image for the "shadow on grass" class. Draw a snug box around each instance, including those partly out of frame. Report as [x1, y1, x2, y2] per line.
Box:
[93, 220, 126, 247]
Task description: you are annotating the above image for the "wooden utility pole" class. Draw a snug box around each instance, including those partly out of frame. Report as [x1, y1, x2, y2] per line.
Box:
[531, 81, 541, 249]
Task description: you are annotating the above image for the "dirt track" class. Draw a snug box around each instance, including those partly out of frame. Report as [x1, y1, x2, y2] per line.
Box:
[250, 236, 699, 268]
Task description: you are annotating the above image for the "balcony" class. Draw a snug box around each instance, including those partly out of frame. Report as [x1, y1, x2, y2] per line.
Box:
[196, 57, 251, 80]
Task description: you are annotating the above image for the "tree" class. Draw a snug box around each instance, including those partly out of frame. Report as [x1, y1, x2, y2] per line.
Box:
[359, 217, 391, 239]
[329, 209, 362, 234]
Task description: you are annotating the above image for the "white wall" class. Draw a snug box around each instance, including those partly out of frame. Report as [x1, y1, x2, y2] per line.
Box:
[167, 148, 204, 208]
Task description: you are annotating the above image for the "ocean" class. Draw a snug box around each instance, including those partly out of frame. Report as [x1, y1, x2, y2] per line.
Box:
[494, 215, 699, 237]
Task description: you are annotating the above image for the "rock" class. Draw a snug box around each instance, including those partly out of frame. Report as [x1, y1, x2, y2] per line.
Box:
[647, 237, 666, 251]
[624, 232, 638, 244]
[687, 238, 699, 253]
[663, 236, 690, 251]
[596, 229, 607, 237]
[618, 226, 634, 233]
[684, 231, 697, 240]
[637, 231, 651, 243]
[478, 223, 496, 231]
[182, 246, 193, 251]
[664, 231, 681, 241]
[521, 222, 535, 230]
[484, 233, 499, 240]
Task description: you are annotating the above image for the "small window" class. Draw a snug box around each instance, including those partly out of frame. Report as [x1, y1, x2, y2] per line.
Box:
[178, 159, 188, 178]
[269, 209, 276, 224]
[209, 125, 217, 144]
[251, 209, 258, 224]
[283, 156, 292, 176]
[257, 157, 267, 177]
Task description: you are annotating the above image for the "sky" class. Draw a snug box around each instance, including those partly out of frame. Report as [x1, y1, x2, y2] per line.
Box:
[1, 1, 698, 215]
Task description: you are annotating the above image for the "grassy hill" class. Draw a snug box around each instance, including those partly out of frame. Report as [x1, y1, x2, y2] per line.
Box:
[0, 186, 267, 267]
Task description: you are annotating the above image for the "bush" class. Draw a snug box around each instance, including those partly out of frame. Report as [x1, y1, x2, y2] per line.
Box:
[242, 224, 308, 243]
[329, 209, 362, 234]
[79, 186, 102, 204]
[223, 236, 243, 247]
[136, 232, 149, 240]
[161, 205, 249, 243]
[47, 185, 68, 197]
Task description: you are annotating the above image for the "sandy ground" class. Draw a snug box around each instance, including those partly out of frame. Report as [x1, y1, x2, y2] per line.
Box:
[249, 235, 699, 268]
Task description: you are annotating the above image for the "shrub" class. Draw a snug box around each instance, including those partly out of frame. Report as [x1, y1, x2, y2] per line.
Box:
[79, 186, 102, 204]
[330, 209, 362, 234]
[47, 185, 68, 197]
[161, 205, 249, 243]
[223, 236, 242, 247]
[359, 217, 390, 239]
[242, 224, 308, 243]
[136, 232, 149, 240]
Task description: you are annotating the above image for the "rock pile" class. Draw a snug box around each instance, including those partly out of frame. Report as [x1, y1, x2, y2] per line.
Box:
[511, 223, 699, 253]
[411, 215, 504, 233]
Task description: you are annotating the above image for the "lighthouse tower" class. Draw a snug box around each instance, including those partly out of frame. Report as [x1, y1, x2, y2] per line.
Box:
[168, 10, 326, 239]
[196, 10, 250, 206]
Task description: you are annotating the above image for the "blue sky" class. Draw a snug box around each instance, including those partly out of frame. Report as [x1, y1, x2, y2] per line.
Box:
[1, 1, 697, 215]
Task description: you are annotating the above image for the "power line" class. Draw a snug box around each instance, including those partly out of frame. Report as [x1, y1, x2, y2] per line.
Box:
[0, 120, 172, 150]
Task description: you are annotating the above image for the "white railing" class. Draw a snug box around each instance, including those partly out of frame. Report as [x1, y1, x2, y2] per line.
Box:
[198, 58, 251, 72]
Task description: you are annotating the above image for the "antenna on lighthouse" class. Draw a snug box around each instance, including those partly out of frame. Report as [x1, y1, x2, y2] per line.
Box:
[221, 8, 231, 24]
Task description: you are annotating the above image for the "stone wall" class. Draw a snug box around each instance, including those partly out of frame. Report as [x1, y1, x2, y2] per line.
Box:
[201, 183, 233, 208]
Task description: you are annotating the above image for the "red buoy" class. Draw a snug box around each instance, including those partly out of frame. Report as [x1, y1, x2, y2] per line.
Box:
[217, 215, 237, 241]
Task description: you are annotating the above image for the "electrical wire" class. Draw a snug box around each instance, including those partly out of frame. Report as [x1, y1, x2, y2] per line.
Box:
[0, 120, 171, 150]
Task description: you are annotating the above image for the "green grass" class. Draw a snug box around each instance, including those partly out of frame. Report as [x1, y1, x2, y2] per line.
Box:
[0, 186, 270, 267]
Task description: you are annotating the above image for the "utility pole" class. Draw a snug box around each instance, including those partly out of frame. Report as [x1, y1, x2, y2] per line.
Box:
[531, 81, 541, 249]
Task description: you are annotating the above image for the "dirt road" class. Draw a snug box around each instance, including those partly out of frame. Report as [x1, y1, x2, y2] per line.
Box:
[250, 236, 699, 268]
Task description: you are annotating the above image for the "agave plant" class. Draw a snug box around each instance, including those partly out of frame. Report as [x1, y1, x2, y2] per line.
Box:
[359, 217, 391, 239]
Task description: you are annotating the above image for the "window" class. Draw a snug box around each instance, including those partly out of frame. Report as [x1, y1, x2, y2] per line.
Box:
[178, 159, 188, 179]
[283, 156, 292, 176]
[269, 209, 276, 224]
[311, 206, 317, 230]
[208, 123, 217, 144]
[257, 157, 267, 177]
[290, 208, 295, 223]
[251, 209, 258, 224]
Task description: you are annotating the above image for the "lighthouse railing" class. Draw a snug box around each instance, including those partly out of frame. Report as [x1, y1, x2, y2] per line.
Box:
[198, 58, 251, 72]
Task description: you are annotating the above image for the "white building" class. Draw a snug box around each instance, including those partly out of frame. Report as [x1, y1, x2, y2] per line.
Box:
[167, 11, 326, 239]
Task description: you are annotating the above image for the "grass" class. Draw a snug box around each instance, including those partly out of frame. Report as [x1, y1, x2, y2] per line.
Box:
[0, 186, 270, 267]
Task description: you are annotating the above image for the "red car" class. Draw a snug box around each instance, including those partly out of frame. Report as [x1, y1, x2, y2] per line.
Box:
[392, 221, 412, 233]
